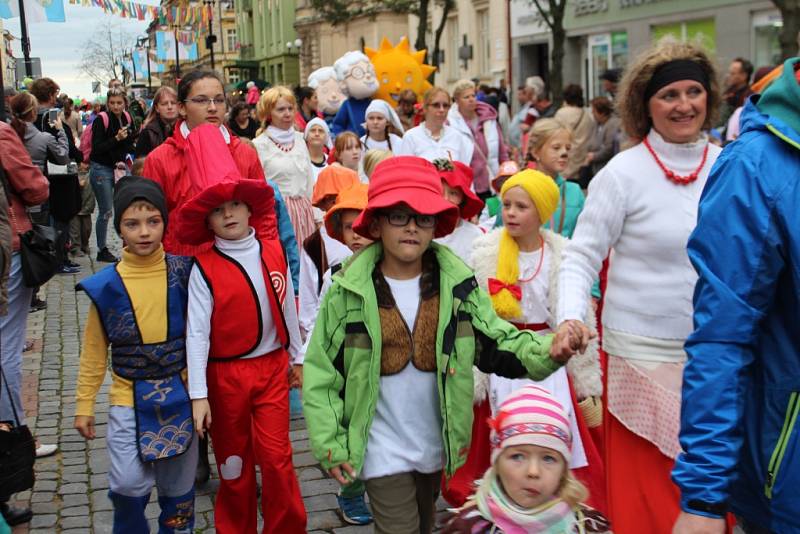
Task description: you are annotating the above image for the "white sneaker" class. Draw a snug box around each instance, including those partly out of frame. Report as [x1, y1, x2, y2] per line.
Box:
[35, 443, 58, 458]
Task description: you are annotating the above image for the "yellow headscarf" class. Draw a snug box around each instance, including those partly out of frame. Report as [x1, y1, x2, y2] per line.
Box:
[491, 170, 560, 319]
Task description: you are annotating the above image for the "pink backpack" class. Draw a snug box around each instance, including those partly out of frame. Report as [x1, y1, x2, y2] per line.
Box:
[79, 111, 133, 162]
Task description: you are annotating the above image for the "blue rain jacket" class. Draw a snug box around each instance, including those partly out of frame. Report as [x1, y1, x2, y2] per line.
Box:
[673, 59, 800, 532]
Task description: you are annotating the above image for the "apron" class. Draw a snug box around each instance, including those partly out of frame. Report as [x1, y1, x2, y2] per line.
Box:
[78, 254, 194, 462]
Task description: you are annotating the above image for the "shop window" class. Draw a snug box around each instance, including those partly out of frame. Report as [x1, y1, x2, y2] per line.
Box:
[752, 11, 782, 67]
[652, 18, 716, 53]
[447, 16, 459, 80]
[229, 70, 241, 84]
[478, 9, 490, 76]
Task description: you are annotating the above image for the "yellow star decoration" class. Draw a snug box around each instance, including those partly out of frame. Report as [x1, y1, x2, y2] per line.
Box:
[366, 36, 437, 107]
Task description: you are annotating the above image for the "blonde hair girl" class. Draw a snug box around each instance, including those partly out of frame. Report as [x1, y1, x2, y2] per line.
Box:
[525, 118, 585, 238]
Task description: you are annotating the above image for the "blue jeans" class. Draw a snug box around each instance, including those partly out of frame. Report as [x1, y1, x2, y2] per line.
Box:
[89, 162, 114, 250]
[0, 254, 34, 423]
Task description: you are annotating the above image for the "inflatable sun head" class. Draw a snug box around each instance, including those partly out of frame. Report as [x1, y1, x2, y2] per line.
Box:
[334, 51, 378, 101]
[308, 66, 347, 115]
[366, 37, 436, 107]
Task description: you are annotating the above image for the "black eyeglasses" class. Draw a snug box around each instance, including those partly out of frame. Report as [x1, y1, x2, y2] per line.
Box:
[380, 210, 437, 229]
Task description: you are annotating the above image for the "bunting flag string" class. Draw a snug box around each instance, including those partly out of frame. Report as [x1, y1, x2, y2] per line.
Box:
[67, 0, 211, 28]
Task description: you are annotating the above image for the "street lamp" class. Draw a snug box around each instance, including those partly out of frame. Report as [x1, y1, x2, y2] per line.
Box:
[170, 23, 181, 81]
[203, 0, 217, 71]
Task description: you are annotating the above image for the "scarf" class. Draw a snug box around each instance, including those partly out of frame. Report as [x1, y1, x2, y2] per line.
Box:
[473, 468, 577, 534]
[266, 125, 296, 146]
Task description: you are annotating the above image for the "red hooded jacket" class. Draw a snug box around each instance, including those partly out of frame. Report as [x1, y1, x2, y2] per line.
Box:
[143, 122, 277, 256]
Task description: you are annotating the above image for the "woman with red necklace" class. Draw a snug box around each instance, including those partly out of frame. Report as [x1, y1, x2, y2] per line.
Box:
[553, 39, 722, 533]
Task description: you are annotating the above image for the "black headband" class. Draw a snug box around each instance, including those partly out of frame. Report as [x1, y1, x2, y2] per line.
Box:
[644, 59, 710, 102]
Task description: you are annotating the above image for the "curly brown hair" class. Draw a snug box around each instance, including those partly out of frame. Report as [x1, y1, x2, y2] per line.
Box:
[617, 37, 720, 140]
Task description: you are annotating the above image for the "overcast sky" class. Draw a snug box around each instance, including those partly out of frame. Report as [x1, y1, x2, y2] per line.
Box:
[3, 1, 158, 98]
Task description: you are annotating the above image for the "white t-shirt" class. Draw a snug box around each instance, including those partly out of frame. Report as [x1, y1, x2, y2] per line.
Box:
[360, 275, 444, 480]
[396, 123, 473, 165]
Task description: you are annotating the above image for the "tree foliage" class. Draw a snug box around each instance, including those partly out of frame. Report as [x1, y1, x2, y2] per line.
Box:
[308, 0, 452, 82]
[771, 0, 800, 60]
[530, 0, 567, 106]
[77, 20, 138, 84]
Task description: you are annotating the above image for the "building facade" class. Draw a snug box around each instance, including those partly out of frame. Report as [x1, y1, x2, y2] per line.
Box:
[235, 0, 301, 86]
[294, 0, 409, 84]
[510, 0, 783, 104]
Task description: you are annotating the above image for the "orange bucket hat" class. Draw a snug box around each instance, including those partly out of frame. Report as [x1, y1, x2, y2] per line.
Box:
[311, 165, 360, 208]
[324, 183, 369, 243]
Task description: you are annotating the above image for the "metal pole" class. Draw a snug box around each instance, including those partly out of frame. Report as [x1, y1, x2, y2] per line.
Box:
[146, 41, 152, 95]
[0, 53, 6, 123]
[207, 2, 215, 71]
[174, 27, 180, 81]
[131, 50, 137, 82]
[17, 0, 32, 77]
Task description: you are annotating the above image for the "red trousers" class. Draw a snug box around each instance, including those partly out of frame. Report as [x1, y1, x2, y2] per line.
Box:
[207, 349, 306, 534]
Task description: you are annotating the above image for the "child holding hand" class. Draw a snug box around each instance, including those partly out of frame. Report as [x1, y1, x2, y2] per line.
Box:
[303, 156, 585, 534]
[442, 385, 610, 533]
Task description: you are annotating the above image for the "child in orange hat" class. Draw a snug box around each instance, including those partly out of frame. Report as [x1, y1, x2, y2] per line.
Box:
[298, 165, 360, 340]
[302, 182, 374, 525]
[178, 125, 306, 533]
[303, 155, 585, 534]
[432, 158, 485, 262]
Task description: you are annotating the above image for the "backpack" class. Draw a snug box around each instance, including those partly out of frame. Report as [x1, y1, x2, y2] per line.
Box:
[79, 111, 132, 162]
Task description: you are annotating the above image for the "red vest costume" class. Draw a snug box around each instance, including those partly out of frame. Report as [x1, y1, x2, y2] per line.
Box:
[194, 238, 289, 359]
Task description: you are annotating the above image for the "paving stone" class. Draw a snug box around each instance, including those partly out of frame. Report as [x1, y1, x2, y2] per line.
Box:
[30, 491, 55, 503]
[31, 501, 59, 515]
[307, 510, 343, 530]
[59, 482, 88, 495]
[303, 493, 339, 513]
[33, 480, 57, 492]
[300, 478, 341, 498]
[62, 493, 89, 507]
[29, 514, 57, 528]
[61, 505, 90, 517]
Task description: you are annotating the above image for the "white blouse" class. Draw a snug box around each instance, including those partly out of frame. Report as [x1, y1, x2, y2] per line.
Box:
[253, 131, 315, 198]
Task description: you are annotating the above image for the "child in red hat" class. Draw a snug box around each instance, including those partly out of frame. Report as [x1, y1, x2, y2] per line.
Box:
[302, 155, 584, 534]
[432, 158, 485, 262]
[178, 125, 306, 534]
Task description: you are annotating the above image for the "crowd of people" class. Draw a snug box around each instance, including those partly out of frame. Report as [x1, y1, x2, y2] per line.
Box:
[0, 35, 797, 534]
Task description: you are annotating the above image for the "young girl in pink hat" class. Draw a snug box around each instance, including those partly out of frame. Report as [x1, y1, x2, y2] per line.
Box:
[442, 385, 610, 533]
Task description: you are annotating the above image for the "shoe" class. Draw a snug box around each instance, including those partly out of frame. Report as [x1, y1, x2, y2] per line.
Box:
[57, 264, 81, 274]
[337, 493, 373, 525]
[35, 443, 58, 458]
[96, 248, 118, 263]
[0, 502, 33, 526]
[65, 259, 81, 268]
[23, 340, 34, 352]
[29, 297, 47, 313]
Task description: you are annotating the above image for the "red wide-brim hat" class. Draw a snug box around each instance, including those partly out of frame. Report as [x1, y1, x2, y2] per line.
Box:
[176, 180, 275, 245]
[172, 123, 275, 245]
[440, 161, 484, 220]
[352, 156, 460, 239]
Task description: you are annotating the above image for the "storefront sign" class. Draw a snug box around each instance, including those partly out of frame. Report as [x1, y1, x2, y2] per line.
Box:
[575, 0, 608, 16]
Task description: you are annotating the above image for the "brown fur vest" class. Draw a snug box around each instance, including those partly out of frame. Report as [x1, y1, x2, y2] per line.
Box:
[373, 250, 440, 375]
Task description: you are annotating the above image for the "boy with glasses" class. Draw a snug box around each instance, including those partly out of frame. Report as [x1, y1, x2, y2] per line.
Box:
[303, 156, 582, 534]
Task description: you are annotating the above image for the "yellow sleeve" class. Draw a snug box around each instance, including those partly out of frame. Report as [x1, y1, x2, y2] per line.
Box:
[75, 304, 110, 417]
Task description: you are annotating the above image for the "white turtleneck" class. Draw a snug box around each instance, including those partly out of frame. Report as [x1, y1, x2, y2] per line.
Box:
[186, 229, 302, 399]
[557, 129, 721, 360]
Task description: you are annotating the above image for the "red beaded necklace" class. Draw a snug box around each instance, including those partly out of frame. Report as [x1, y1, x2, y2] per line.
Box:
[643, 136, 709, 185]
[268, 136, 294, 153]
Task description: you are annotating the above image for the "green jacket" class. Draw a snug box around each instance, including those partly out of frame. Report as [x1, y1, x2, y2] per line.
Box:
[302, 241, 560, 478]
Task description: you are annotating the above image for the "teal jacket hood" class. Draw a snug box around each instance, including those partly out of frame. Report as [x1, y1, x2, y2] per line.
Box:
[756, 58, 800, 141]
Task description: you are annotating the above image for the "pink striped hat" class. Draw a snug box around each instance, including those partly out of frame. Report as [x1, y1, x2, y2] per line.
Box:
[489, 385, 572, 464]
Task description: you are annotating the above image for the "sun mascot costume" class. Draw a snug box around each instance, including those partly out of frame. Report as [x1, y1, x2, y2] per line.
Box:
[366, 36, 436, 107]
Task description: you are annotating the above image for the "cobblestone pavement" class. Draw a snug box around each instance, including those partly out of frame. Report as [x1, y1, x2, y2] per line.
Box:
[9, 234, 447, 533]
